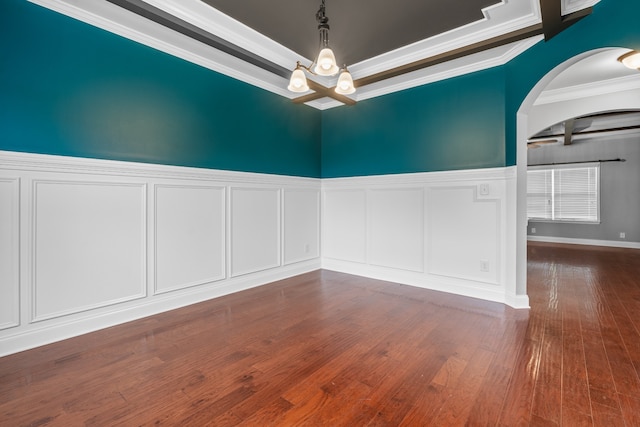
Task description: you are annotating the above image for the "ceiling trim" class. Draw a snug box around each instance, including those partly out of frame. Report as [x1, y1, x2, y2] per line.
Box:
[29, 0, 598, 109]
[540, 0, 592, 41]
[140, 0, 299, 70]
[561, 0, 600, 16]
[535, 75, 640, 105]
[104, 0, 290, 78]
[294, 24, 546, 106]
[295, 0, 592, 106]
[28, 0, 294, 97]
[303, 37, 545, 110]
[101, 0, 356, 105]
[137, 0, 545, 78]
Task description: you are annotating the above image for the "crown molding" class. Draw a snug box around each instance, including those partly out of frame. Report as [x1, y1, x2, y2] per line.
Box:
[561, 0, 601, 16]
[29, 0, 591, 109]
[28, 0, 296, 99]
[349, 1, 541, 77]
[535, 74, 640, 105]
[309, 36, 544, 110]
[140, 0, 300, 70]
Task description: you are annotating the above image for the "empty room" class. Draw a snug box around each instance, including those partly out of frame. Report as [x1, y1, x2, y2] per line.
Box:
[1, 0, 639, 425]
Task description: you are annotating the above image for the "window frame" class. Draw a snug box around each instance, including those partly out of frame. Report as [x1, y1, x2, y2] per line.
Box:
[526, 162, 601, 224]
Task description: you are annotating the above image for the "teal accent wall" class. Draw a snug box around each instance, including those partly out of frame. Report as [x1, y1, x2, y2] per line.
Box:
[0, 1, 322, 177]
[504, 0, 640, 166]
[321, 0, 640, 178]
[2, 0, 639, 180]
[321, 68, 506, 178]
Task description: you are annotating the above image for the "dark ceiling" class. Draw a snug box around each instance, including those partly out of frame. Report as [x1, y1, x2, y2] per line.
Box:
[99, 0, 596, 106]
[200, 0, 498, 66]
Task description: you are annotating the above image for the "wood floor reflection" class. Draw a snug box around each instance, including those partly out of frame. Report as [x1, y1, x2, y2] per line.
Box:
[1, 242, 639, 425]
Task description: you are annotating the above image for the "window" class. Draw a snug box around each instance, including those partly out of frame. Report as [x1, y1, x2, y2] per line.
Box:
[527, 163, 600, 223]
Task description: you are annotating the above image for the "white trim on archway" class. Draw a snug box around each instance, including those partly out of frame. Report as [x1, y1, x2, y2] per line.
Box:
[514, 47, 633, 299]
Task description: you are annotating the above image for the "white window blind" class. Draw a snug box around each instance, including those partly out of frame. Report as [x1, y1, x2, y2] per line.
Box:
[527, 163, 599, 223]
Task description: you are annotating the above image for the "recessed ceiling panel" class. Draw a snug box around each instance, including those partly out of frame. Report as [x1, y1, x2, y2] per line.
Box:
[35, 0, 601, 108]
[200, 0, 499, 65]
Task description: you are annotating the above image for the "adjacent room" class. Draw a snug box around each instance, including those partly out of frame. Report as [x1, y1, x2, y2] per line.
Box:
[1, 0, 639, 424]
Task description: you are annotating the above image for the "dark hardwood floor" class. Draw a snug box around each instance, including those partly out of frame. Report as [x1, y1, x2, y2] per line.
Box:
[1, 242, 640, 426]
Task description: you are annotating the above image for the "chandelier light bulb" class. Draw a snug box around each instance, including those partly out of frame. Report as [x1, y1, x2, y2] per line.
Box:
[287, 67, 309, 92]
[335, 68, 355, 95]
[314, 48, 339, 76]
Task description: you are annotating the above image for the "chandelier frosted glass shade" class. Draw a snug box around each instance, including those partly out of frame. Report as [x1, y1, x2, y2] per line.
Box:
[287, 67, 310, 92]
[335, 68, 355, 94]
[314, 48, 339, 76]
[287, 0, 355, 98]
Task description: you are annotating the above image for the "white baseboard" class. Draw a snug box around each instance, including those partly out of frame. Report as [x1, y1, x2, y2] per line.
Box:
[322, 260, 513, 308]
[528, 235, 640, 249]
[505, 293, 530, 309]
[0, 261, 320, 358]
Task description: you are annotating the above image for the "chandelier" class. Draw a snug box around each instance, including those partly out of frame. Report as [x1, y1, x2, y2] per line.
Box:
[287, 0, 356, 95]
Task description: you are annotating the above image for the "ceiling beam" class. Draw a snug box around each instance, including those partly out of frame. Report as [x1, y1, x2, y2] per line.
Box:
[356, 24, 544, 88]
[292, 23, 544, 105]
[104, 0, 292, 79]
[106, 0, 357, 105]
[303, 81, 357, 106]
[564, 118, 575, 145]
[539, 0, 593, 41]
[537, 124, 640, 139]
[106, 0, 593, 108]
[292, 1, 594, 105]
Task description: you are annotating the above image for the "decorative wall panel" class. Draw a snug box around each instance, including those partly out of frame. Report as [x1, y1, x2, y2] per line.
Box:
[283, 189, 320, 265]
[323, 190, 367, 263]
[230, 187, 281, 277]
[0, 178, 20, 330]
[155, 185, 225, 294]
[427, 186, 499, 284]
[32, 180, 147, 321]
[369, 188, 424, 272]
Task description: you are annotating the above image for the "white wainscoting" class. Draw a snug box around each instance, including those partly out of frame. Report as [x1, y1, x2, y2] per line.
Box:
[32, 180, 147, 322]
[323, 189, 367, 263]
[154, 184, 226, 294]
[283, 189, 320, 265]
[0, 178, 20, 330]
[369, 187, 425, 272]
[230, 187, 281, 277]
[0, 151, 320, 356]
[322, 167, 528, 308]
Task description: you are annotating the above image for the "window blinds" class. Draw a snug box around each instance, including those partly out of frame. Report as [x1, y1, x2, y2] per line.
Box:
[527, 163, 599, 222]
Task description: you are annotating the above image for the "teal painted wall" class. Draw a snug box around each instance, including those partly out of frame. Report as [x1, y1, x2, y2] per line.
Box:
[504, 0, 640, 166]
[2, 0, 639, 180]
[321, 68, 506, 178]
[0, 1, 322, 177]
[321, 0, 640, 178]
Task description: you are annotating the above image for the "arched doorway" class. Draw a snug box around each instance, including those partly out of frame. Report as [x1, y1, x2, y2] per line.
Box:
[515, 47, 640, 302]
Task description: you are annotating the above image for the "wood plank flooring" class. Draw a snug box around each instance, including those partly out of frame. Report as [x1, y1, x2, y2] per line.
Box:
[1, 242, 640, 426]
